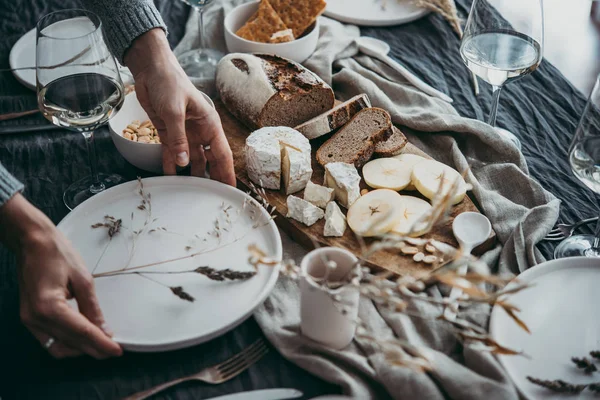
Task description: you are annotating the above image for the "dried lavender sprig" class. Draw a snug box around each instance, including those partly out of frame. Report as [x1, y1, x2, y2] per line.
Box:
[195, 266, 256, 281]
[171, 286, 195, 302]
[572, 357, 597, 373]
[591, 351, 600, 360]
[526, 377, 587, 393]
[589, 383, 600, 393]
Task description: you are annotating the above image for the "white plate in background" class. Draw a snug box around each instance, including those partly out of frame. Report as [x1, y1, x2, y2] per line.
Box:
[324, 0, 428, 27]
[490, 257, 600, 399]
[58, 176, 282, 352]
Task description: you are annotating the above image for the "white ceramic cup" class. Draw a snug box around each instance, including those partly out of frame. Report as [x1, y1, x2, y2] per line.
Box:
[300, 247, 360, 350]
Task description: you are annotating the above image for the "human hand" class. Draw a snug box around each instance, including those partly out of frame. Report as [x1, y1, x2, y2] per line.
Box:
[0, 194, 122, 359]
[124, 29, 236, 185]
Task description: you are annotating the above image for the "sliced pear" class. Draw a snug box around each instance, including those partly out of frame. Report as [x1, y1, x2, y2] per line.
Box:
[392, 154, 428, 191]
[411, 160, 467, 205]
[347, 189, 403, 237]
[391, 195, 432, 237]
[362, 158, 411, 191]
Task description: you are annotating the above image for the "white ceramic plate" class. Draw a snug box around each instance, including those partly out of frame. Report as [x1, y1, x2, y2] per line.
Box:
[9, 23, 132, 91]
[490, 257, 600, 399]
[324, 0, 428, 27]
[58, 176, 282, 352]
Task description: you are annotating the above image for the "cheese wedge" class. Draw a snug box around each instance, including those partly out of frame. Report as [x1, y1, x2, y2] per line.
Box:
[324, 201, 347, 237]
[304, 181, 334, 209]
[324, 162, 361, 208]
[286, 195, 324, 226]
[246, 127, 312, 193]
[392, 153, 427, 190]
[347, 189, 403, 237]
[391, 195, 432, 237]
[411, 160, 467, 205]
[362, 158, 412, 191]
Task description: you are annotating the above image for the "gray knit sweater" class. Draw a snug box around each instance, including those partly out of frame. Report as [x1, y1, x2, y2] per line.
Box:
[0, 0, 166, 207]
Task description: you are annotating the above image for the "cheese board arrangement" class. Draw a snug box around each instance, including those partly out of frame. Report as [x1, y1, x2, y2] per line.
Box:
[214, 53, 494, 275]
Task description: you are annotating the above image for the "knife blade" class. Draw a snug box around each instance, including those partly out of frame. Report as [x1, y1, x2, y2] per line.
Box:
[0, 123, 63, 134]
[203, 388, 303, 400]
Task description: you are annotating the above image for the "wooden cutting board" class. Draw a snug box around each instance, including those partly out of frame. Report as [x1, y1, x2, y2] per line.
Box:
[216, 100, 495, 275]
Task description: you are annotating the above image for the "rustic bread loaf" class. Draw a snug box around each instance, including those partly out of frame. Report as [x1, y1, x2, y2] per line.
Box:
[374, 126, 408, 157]
[216, 53, 335, 130]
[316, 108, 392, 169]
[295, 94, 371, 139]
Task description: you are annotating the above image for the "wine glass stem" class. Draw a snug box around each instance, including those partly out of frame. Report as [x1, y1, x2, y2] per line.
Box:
[488, 85, 503, 127]
[593, 213, 600, 249]
[82, 131, 105, 194]
[197, 7, 206, 52]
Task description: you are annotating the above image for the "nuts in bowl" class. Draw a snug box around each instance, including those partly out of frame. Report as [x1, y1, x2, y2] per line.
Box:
[122, 120, 161, 144]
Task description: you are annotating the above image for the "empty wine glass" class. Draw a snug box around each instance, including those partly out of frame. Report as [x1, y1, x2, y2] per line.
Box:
[36, 9, 125, 210]
[554, 75, 600, 258]
[460, 0, 544, 149]
[177, 0, 224, 94]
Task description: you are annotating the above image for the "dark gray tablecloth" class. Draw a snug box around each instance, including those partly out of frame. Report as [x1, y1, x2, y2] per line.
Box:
[0, 0, 594, 398]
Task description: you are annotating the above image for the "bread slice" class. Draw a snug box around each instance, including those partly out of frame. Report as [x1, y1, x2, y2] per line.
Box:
[216, 53, 335, 130]
[295, 94, 371, 140]
[268, 0, 326, 38]
[236, 0, 289, 43]
[374, 126, 408, 157]
[316, 108, 392, 169]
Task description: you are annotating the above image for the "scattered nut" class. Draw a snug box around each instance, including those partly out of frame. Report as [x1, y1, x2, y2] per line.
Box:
[360, 189, 369, 196]
[413, 252, 425, 262]
[425, 244, 436, 253]
[423, 255, 437, 264]
[122, 119, 161, 144]
[401, 246, 419, 255]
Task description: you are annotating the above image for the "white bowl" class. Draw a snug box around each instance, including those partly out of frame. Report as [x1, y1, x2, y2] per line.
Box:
[224, 1, 319, 63]
[108, 91, 214, 174]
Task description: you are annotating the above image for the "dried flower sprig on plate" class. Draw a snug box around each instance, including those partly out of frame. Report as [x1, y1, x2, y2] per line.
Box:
[89, 177, 274, 301]
[526, 377, 588, 394]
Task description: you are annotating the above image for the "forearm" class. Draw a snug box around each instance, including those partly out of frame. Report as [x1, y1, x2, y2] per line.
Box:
[123, 28, 175, 78]
[79, 0, 168, 64]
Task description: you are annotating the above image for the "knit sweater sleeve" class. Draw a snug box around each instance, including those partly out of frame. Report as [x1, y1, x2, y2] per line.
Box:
[0, 163, 24, 207]
[80, 0, 168, 64]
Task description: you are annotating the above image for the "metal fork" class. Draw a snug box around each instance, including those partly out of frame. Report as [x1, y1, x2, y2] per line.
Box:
[123, 339, 269, 400]
[544, 217, 598, 241]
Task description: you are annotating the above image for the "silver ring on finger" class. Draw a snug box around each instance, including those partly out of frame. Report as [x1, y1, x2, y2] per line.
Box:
[44, 337, 55, 350]
[203, 144, 211, 151]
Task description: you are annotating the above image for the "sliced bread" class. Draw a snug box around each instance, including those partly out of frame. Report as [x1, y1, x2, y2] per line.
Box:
[374, 126, 408, 157]
[295, 94, 371, 139]
[216, 53, 335, 130]
[316, 108, 392, 169]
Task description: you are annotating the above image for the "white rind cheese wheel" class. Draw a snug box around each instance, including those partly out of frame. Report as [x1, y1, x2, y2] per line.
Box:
[391, 195, 432, 237]
[362, 158, 412, 191]
[411, 160, 467, 205]
[392, 153, 428, 191]
[347, 189, 403, 237]
[245, 127, 312, 193]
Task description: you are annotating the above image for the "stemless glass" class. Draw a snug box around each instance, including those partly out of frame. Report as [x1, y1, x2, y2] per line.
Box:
[460, 0, 544, 149]
[555, 75, 600, 258]
[177, 0, 224, 90]
[36, 9, 125, 210]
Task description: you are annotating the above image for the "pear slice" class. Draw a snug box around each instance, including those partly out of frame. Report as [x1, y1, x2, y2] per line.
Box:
[411, 160, 467, 205]
[391, 195, 432, 237]
[347, 189, 403, 237]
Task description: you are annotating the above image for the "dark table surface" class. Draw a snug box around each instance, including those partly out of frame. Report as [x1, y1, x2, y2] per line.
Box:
[0, 0, 595, 398]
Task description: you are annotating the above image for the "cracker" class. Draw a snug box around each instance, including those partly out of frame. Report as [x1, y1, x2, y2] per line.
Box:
[270, 29, 294, 43]
[268, 0, 327, 38]
[236, 0, 290, 43]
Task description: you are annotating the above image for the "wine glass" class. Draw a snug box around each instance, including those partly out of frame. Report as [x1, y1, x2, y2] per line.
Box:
[36, 9, 125, 210]
[177, 0, 224, 93]
[554, 75, 600, 258]
[460, 0, 544, 149]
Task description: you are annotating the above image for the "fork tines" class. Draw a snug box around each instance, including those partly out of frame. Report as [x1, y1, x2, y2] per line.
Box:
[216, 339, 269, 380]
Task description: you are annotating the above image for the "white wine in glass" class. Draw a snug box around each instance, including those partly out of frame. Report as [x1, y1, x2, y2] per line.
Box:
[555, 75, 600, 258]
[460, 0, 543, 149]
[36, 9, 125, 210]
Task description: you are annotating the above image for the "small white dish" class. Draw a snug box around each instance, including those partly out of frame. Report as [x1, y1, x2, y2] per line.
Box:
[324, 0, 429, 27]
[108, 91, 214, 174]
[58, 176, 282, 352]
[490, 257, 600, 399]
[224, 1, 319, 63]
